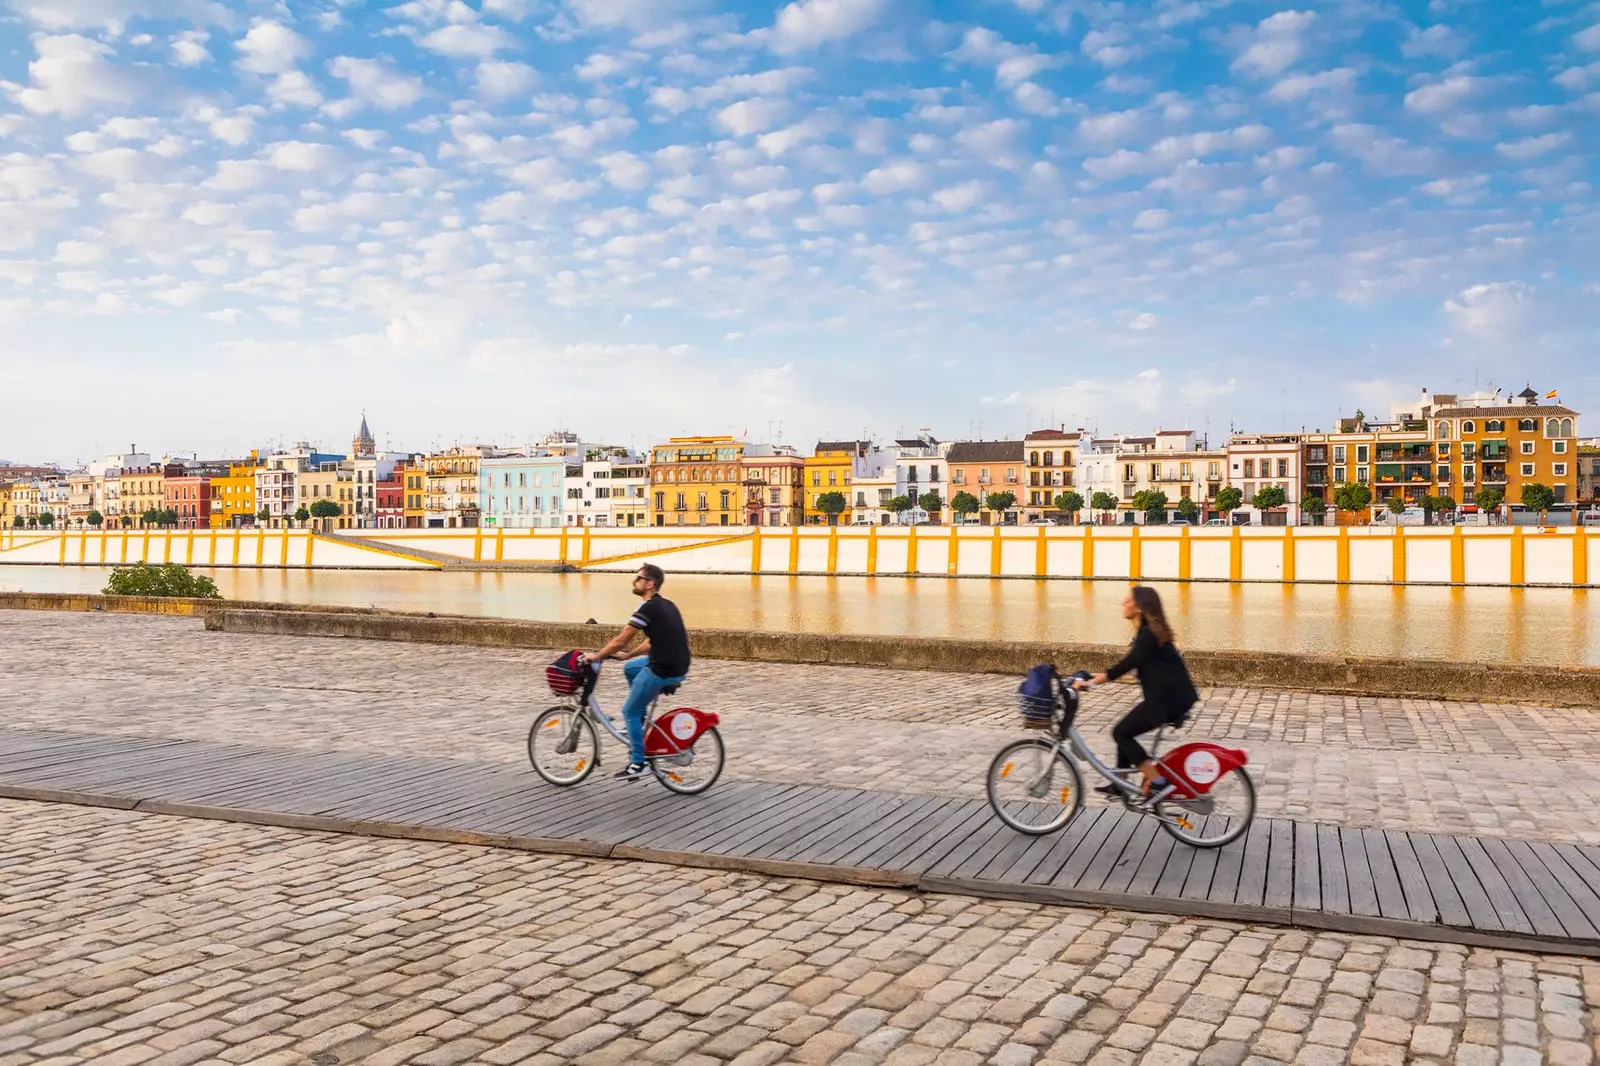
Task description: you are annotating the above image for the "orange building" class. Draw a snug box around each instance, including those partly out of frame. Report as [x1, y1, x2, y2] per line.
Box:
[1428, 392, 1579, 510]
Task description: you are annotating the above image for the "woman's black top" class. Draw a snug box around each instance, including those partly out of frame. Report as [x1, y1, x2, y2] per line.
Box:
[1105, 623, 1200, 716]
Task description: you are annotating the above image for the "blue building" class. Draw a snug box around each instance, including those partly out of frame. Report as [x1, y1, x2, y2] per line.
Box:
[479, 456, 569, 528]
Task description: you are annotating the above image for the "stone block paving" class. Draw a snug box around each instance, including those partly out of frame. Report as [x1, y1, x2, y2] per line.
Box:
[2, 798, 1598, 1066]
[3, 610, 1600, 842]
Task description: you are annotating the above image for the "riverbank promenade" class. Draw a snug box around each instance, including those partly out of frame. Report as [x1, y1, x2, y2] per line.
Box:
[2, 610, 1598, 1064]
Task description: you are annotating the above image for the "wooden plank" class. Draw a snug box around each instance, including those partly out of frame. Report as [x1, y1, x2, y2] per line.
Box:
[346, 762, 528, 820]
[4, 742, 205, 784]
[1126, 820, 1181, 898]
[1096, 815, 1160, 896]
[1205, 821, 1247, 906]
[923, 817, 1017, 880]
[1181, 820, 1225, 901]
[835, 795, 955, 870]
[1292, 821, 1320, 913]
[819, 794, 959, 868]
[1035, 808, 1120, 888]
[529, 780, 676, 838]
[1263, 819, 1294, 911]
[673, 784, 826, 853]
[1024, 808, 1106, 885]
[896, 803, 1002, 874]
[1535, 844, 1600, 937]
[1452, 836, 1533, 934]
[616, 783, 794, 850]
[1232, 816, 1271, 908]
[1074, 808, 1144, 892]
[989, 819, 1081, 886]
[1358, 829, 1411, 921]
[1152, 829, 1197, 901]
[718, 788, 869, 857]
[1504, 841, 1599, 941]
[1378, 830, 1438, 923]
[1317, 823, 1350, 916]
[683, 785, 835, 854]
[149, 752, 348, 806]
[1421, 834, 1495, 930]
[1340, 828, 1381, 918]
[1476, 837, 1560, 937]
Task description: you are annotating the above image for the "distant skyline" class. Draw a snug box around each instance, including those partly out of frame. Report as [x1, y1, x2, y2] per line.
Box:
[1, 0, 1596, 464]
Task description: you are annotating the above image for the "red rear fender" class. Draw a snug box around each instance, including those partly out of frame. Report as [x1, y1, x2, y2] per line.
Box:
[1158, 742, 1248, 798]
[644, 708, 719, 756]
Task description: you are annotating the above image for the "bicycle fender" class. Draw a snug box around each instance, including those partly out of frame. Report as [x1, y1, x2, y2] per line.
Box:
[1157, 742, 1248, 798]
[645, 708, 720, 756]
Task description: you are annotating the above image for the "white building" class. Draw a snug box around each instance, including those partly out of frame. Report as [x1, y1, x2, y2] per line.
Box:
[851, 468, 900, 525]
[1226, 434, 1303, 526]
[893, 435, 945, 523]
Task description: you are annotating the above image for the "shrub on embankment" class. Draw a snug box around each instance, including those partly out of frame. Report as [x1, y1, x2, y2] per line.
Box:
[103, 563, 222, 599]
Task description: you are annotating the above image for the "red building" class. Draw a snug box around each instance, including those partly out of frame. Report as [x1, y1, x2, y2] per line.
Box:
[376, 471, 405, 528]
[164, 475, 214, 529]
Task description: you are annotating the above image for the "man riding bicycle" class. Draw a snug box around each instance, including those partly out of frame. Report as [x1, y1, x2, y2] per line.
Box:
[586, 563, 691, 781]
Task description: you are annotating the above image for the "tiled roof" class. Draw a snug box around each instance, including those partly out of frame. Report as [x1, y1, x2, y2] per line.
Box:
[1024, 429, 1078, 440]
[814, 440, 868, 454]
[1432, 405, 1578, 418]
[947, 440, 1024, 463]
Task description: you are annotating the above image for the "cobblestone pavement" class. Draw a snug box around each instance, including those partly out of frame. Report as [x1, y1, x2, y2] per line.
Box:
[3, 610, 1600, 843]
[3, 799, 1598, 1066]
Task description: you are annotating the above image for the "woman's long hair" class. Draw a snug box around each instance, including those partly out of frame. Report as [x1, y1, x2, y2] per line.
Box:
[1131, 585, 1173, 645]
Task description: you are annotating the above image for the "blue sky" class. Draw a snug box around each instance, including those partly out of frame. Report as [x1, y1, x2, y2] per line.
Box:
[0, 0, 1596, 463]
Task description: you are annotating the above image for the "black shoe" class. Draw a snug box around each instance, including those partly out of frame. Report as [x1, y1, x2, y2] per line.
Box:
[614, 762, 648, 781]
[1094, 783, 1120, 797]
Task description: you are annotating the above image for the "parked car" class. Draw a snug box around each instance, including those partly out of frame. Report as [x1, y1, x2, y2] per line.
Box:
[1025, 517, 1054, 526]
[1202, 518, 1226, 526]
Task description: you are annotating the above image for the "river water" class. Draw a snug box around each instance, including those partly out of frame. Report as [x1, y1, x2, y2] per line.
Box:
[3, 565, 1595, 666]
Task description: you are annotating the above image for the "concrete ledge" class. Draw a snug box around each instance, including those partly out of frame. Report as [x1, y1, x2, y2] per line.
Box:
[204, 606, 1600, 708]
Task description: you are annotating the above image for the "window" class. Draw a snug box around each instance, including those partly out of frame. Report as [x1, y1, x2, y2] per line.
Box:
[1333, 466, 1346, 482]
[1437, 444, 1451, 459]
[697, 492, 708, 509]
[1521, 463, 1535, 477]
[720, 490, 730, 509]
[1333, 446, 1346, 463]
[1357, 467, 1369, 484]
[1030, 451, 1039, 465]
[1357, 445, 1369, 463]
[1243, 459, 1255, 477]
[1208, 462, 1220, 478]
[1436, 422, 1451, 440]
[1561, 418, 1573, 437]
[1555, 463, 1568, 477]
[769, 489, 781, 505]
[1554, 440, 1567, 454]
[675, 492, 685, 509]
[1485, 420, 1502, 432]
[1519, 419, 1536, 432]
[828, 471, 837, 485]
[953, 469, 965, 484]
[1437, 465, 1451, 482]
[1277, 459, 1289, 478]
[930, 465, 939, 481]
[1521, 441, 1535, 455]
[812, 471, 820, 486]
[855, 492, 866, 506]
[1043, 452, 1054, 467]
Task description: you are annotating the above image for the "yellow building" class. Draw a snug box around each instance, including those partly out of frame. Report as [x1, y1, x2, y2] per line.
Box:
[401, 461, 426, 528]
[118, 466, 167, 528]
[649, 436, 746, 527]
[423, 449, 485, 528]
[209, 452, 262, 528]
[802, 441, 867, 525]
[0, 483, 13, 529]
[1022, 429, 1079, 520]
[295, 465, 357, 530]
[1430, 393, 1580, 510]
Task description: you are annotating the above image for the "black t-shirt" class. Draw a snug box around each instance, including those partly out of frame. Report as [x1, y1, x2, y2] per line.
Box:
[629, 595, 691, 679]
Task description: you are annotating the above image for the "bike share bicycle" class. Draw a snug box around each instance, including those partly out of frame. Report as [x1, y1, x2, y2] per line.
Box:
[986, 666, 1255, 847]
[527, 652, 725, 795]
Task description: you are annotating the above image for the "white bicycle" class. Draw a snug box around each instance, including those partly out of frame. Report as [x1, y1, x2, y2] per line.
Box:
[527, 656, 724, 795]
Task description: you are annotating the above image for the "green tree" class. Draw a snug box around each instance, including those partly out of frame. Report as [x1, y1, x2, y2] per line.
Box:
[256, 506, 271, 525]
[1300, 493, 1325, 519]
[1432, 493, 1456, 512]
[1214, 486, 1244, 518]
[37, 511, 54, 528]
[886, 495, 913, 519]
[103, 562, 221, 600]
[293, 505, 311, 525]
[1176, 497, 1199, 523]
[1333, 482, 1372, 519]
[1386, 496, 1406, 516]
[1251, 485, 1287, 511]
[1130, 489, 1168, 523]
[12, 515, 24, 528]
[1520, 482, 1555, 520]
[917, 490, 942, 518]
[87, 510, 103, 528]
[1476, 487, 1504, 521]
[25, 516, 38, 529]
[141, 508, 160, 527]
[1090, 491, 1118, 522]
[985, 490, 1016, 518]
[309, 498, 342, 520]
[814, 491, 848, 525]
[1054, 490, 1084, 522]
[950, 491, 981, 519]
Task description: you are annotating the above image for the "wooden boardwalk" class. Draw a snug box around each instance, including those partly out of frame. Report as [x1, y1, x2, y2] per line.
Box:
[3, 727, 1599, 957]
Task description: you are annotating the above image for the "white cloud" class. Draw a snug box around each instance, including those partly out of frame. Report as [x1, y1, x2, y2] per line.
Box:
[1554, 62, 1600, 91]
[578, 53, 634, 80]
[342, 128, 387, 149]
[768, 0, 887, 53]
[716, 98, 790, 137]
[597, 150, 651, 190]
[172, 31, 211, 68]
[1133, 209, 1172, 230]
[1328, 124, 1437, 176]
[1575, 21, 1600, 51]
[7, 0, 227, 31]
[1080, 28, 1136, 68]
[1443, 281, 1530, 337]
[235, 21, 310, 76]
[860, 160, 924, 194]
[954, 119, 1023, 157]
[1419, 175, 1487, 203]
[1495, 132, 1570, 161]
[1077, 109, 1143, 142]
[54, 240, 106, 265]
[1083, 126, 1271, 180]
[266, 140, 340, 172]
[931, 181, 984, 212]
[267, 71, 324, 108]
[1128, 312, 1157, 331]
[1402, 24, 1466, 59]
[420, 23, 514, 58]
[757, 115, 834, 157]
[16, 35, 138, 116]
[476, 60, 537, 98]
[327, 56, 425, 112]
[1404, 76, 1478, 114]
[1268, 68, 1355, 102]
[1231, 11, 1316, 79]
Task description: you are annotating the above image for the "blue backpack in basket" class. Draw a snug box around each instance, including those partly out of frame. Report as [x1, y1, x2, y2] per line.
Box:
[1017, 664, 1058, 728]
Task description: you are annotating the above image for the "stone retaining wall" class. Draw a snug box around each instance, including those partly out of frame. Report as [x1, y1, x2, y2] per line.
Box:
[4, 592, 1593, 707]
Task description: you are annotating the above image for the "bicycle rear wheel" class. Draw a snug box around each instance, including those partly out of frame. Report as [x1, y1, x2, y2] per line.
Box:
[528, 706, 598, 786]
[652, 726, 724, 795]
[986, 738, 1084, 835]
[1157, 767, 1255, 848]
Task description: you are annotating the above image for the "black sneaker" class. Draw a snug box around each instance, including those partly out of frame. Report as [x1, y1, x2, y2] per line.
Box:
[1094, 783, 1120, 797]
[614, 762, 648, 781]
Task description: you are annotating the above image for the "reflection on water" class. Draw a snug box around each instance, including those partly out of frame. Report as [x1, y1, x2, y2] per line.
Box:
[3, 566, 1593, 666]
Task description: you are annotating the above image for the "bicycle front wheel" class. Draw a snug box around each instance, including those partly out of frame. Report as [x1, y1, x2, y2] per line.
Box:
[528, 706, 598, 786]
[652, 726, 724, 795]
[986, 738, 1084, 835]
[1158, 767, 1255, 848]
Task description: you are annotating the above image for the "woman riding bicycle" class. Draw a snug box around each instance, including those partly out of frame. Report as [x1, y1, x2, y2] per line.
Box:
[1074, 585, 1199, 801]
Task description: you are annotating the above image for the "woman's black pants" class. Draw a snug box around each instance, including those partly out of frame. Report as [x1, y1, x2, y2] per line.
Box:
[1113, 702, 1181, 768]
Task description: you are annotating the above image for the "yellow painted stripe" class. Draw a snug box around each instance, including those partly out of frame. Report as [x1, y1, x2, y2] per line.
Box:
[582, 530, 756, 568]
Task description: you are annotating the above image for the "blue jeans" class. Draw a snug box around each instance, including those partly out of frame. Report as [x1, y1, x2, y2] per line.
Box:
[620, 657, 686, 766]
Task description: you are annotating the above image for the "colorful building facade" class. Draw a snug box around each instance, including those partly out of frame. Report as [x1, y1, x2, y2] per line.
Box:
[649, 436, 745, 527]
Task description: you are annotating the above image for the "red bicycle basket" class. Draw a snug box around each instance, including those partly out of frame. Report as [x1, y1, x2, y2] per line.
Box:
[546, 651, 584, 695]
